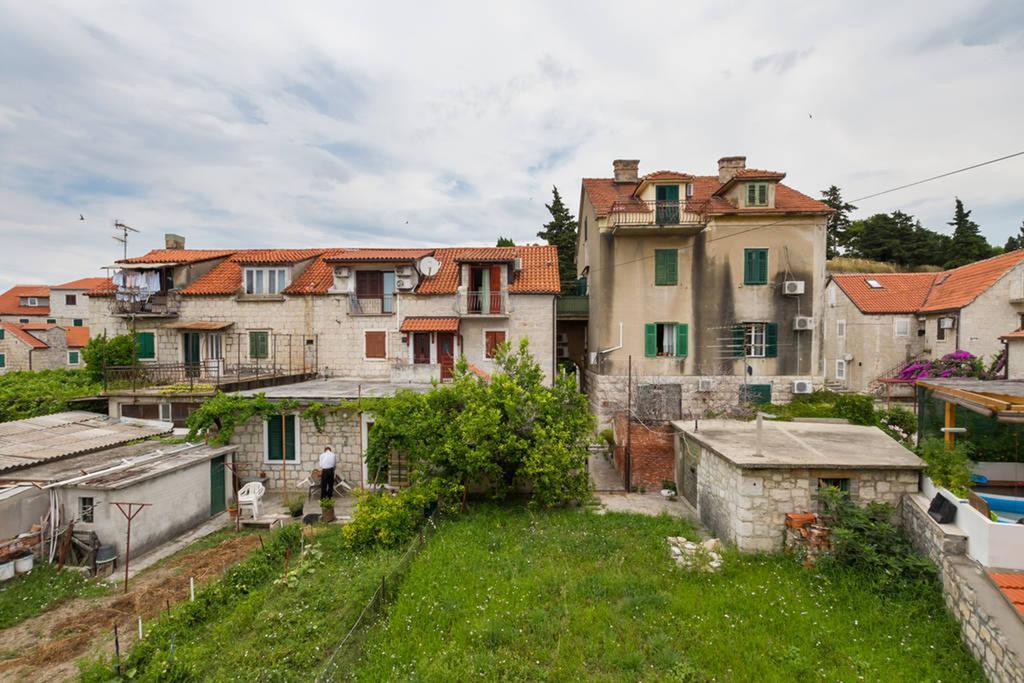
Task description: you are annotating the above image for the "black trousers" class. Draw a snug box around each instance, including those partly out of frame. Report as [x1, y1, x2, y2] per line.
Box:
[320, 467, 335, 499]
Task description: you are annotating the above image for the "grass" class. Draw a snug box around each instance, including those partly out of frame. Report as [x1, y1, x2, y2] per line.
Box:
[0, 561, 108, 629]
[350, 505, 983, 682]
[827, 257, 943, 273]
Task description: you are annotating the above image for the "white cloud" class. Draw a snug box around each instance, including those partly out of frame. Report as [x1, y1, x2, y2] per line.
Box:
[0, 1, 1023, 288]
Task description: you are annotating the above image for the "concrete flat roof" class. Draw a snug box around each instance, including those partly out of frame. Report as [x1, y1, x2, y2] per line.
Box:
[62, 443, 237, 490]
[237, 376, 433, 402]
[673, 419, 925, 470]
[0, 412, 173, 473]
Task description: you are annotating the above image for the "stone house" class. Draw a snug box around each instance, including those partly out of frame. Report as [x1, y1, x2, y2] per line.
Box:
[0, 322, 88, 372]
[0, 277, 109, 328]
[824, 249, 1024, 392]
[576, 158, 832, 426]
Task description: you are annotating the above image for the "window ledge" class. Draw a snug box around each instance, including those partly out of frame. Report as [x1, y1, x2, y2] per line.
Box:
[236, 294, 286, 302]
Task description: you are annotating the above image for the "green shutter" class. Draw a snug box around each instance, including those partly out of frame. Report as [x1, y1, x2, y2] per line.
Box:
[758, 184, 767, 205]
[765, 323, 778, 358]
[0, 353, 5, 368]
[267, 415, 295, 461]
[69, 351, 79, 365]
[250, 331, 269, 359]
[73, 319, 83, 327]
[644, 323, 657, 357]
[758, 250, 768, 283]
[744, 249, 768, 285]
[676, 323, 688, 357]
[0, 329, 4, 340]
[654, 249, 678, 286]
[732, 324, 746, 358]
[747, 184, 756, 206]
[136, 332, 155, 360]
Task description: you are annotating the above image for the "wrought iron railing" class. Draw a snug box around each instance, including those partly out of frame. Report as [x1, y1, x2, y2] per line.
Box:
[112, 294, 180, 316]
[463, 290, 507, 315]
[609, 199, 708, 227]
[349, 294, 396, 315]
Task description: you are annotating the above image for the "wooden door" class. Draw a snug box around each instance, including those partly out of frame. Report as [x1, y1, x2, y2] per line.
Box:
[437, 332, 455, 380]
[489, 265, 502, 314]
[183, 332, 201, 377]
[210, 456, 226, 515]
[412, 332, 431, 364]
[655, 184, 680, 224]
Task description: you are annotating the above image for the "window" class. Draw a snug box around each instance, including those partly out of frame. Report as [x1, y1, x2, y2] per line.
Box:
[27, 297, 38, 307]
[818, 478, 850, 493]
[0, 329, 4, 340]
[745, 183, 768, 207]
[836, 320, 846, 338]
[866, 278, 883, 289]
[19, 318, 28, 324]
[136, 332, 155, 360]
[835, 359, 846, 380]
[159, 403, 172, 422]
[79, 496, 94, 523]
[644, 322, 689, 357]
[655, 185, 681, 223]
[654, 249, 678, 286]
[244, 267, 289, 295]
[685, 182, 694, 198]
[354, 271, 395, 314]
[894, 318, 909, 337]
[732, 322, 778, 358]
[67, 350, 80, 366]
[73, 319, 83, 327]
[265, 415, 298, 462]
[743, 248, 768, 285]
[65, 294, 77, 306]
[47, 318, 56, 324]
[0, 353, 5, 368]
[365, 331, 387, 359]
[249, 331, 269, 359]
[485, 330, 507, 358]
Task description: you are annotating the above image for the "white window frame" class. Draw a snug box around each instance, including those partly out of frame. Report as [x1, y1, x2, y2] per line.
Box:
[894, 318, 910, 337]
[26, 297, 38, 307]
[207, 333, 223, 360]
[835, 359, 847, 380]
[744, 322, 767, 358]
[262, 415, 301, 464]
[244, 267, 290, 295]
[746, 183, 769, 207]
[483, 328, 508, 359]
[836, 319, 846, 338]
[363, 329, 389, 361]
[159, 403, 172, 422]
[655, 322, 678, 357]
[67, 350, 80, 366]
[79, 496, 95, 523]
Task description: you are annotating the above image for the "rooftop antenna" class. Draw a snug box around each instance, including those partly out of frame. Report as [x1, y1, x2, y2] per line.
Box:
[112, 220, 139, 260]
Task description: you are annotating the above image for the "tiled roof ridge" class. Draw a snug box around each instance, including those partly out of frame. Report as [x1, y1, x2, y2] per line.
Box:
[1, 322, 49, 349]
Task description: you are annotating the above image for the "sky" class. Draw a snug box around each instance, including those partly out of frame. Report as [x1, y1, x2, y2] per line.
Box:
[1, 1, 1023, 288]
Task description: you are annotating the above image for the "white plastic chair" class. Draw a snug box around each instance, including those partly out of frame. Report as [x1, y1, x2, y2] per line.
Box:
[237, 481, 265, 519]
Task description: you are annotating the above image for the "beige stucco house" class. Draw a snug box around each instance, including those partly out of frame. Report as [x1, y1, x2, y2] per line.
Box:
[576, 157, 831, 425]
[824, 250, 1024, 393]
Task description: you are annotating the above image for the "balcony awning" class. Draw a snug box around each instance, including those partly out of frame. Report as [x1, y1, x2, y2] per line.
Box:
[400, 316, 459, 333]
[161, 321, 234, 331]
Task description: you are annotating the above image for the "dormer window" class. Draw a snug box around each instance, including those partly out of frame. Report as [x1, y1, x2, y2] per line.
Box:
[746, 183, 769, 207]
[27, 297, 38, 306]
[244, 267, 290, 295]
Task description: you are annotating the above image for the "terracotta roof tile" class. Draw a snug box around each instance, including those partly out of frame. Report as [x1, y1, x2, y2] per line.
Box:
[118, 249, 236, 265]
[831, 273, 939, 314]
[178, 250, 328, 295]
[989, 572, 1024, 615]
[52, 277, 112, 290]
[66, 327, 90, 348]
[919, 250, 1024, 313]
[1001, 329, 1024, 340]
[400, 317, 460, 332]
[86, 280, 117, 298]
[20, 322, 60, 331]
[1, 323, 48, 349]
[641, 171, 693, 181]
[733, 168, 787, 179]
[417, 245, 560, 295]
[0, 286, 51, 316]
[230, 249, 326, 265]
[324, 248, 434, 263]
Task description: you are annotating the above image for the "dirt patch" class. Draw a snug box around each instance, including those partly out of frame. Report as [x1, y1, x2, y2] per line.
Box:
[0, 533, 260, 681]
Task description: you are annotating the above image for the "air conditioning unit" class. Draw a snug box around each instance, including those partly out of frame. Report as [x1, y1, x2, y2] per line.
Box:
[783, 280, 805, 296]
[395, 265, 414, 277]
[939, 317, 955, 330]
[792, 379, 813, 394]
[556, 333, 568, 344]
[843, 353, 854, 362]
[697, 378, 715, 393]
[556, 346, 570, 359]
[333, 266, 350, 278]
[793, 316, 814, 331]
[395, 276, 415, 290]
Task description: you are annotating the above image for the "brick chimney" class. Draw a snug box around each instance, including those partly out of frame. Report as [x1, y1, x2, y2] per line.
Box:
[165, 233, 186, 249]
[613, 159, 640, 184]
[717, 156, 746, 184]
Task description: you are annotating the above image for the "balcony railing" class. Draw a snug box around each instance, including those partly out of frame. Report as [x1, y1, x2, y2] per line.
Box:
[557, 295, 589, 317]
[349, 294, 396, 315]
[461, 289, 508, 316]
[609, 199, 708, 227]
[112, 294, 179, 317]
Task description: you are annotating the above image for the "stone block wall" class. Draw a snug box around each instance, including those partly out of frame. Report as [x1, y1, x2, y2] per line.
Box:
[612, 415, 675, 490]
[902, 494, 1024, 683]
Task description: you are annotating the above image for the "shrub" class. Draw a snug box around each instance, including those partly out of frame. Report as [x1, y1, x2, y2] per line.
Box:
[832, 393, 875, 425]
[877, 406, 917, 444]
[599, 428, 615, 447]
[342, 480, 463, 549]
[916, 437, 974, 497]
[82, 333, 138, 382]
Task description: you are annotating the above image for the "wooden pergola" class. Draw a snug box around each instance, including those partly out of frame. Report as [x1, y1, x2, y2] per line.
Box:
[918, 379, 1024, 447]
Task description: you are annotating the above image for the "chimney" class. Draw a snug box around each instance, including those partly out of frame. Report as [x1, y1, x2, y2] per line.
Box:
[612, 159, 639, 184]
[165, 233, 186, 250]
[718, 156, 746, 184]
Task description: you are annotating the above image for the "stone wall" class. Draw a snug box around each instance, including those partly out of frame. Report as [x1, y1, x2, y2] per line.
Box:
[902, 494, 1024, 683]
[612, 415, 674, 490]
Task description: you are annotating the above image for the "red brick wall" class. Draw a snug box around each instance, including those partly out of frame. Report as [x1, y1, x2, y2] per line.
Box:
[613, 415, 675, 491]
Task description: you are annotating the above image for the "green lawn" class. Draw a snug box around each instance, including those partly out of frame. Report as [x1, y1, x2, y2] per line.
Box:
[0, 561, 107, 629]
[349, 506, 983, 682]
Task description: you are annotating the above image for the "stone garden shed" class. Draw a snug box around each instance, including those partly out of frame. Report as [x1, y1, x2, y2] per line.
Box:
[673, 419, 925, 551]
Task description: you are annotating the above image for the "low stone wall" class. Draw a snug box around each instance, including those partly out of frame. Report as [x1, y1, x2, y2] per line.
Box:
[902, 494, 1024, 682]
[612, 415, 674, 491]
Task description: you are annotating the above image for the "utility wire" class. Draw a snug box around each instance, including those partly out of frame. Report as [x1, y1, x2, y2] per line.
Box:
[850, 151, 1024, 203]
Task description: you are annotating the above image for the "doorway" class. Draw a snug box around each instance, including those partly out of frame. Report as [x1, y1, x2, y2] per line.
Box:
[183, 332, 201, 377]
[437, 332, 455, 380]
[210, 456, 226, 515]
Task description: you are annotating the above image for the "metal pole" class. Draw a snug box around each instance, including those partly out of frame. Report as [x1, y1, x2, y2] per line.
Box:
[626, 355, 632, 491]
[113, 502, 150, 593]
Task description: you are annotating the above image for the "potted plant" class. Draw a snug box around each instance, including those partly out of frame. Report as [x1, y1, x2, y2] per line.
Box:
[227, 500, 239, 518]
[286, 495, 305, 518]
[660, 480, 678, 501]
[320, 497, 336, 523]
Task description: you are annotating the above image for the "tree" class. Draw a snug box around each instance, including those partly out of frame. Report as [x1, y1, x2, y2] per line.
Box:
[945, 197, 993, 268]
[537, 186, 578, 291]
[82, 333, 137, 382]
[821, 185, 857, 259]
[1005, 221, 1024, 252]
[496, 236, 515, 246]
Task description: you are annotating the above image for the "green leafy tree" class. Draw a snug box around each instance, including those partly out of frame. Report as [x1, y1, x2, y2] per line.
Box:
[496, 236, 515, 247]
[945, 197, 993, 268]
[537, 186, 578, 292]
[821, 185, 857, 259]
[1004, 220, 1024, 252]
[82, 333, 138, 382]
[0, 369, 102, 422]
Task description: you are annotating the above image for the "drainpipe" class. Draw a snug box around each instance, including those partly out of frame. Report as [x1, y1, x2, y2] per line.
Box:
[597, 322, 624, 361]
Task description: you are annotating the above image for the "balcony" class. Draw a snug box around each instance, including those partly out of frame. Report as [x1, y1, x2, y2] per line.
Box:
[458, 289, 508, 316]
[349, 294, 396, 316]
[557, 295, 588, 319]
[112, 294, 179, 317]
[609, 199, 708, 236]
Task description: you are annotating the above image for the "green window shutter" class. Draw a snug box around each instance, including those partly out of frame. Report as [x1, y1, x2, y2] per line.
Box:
[0, 329, 4, 340]
[266, 415, 295, 461]
[644, 323, 657, 357]
[758, 250, 768, 283]
[73, 319, 83, 327]
[47, 319, 56, 324]
[250, 332, 269, 359]
[758, 184, 767, 205]
[676, 323, 688, 357]
[746, 184, 756, 206]
[69, 351, 79, 365]
[136, 332, 155, 360]
[286, 416, 296, 461]
[744, 249, 768, 285]
[0, 353, 5, 368]
[654, 249, 677, 286]
[765, 323, 779, 358]
[732, 324, 746, 358]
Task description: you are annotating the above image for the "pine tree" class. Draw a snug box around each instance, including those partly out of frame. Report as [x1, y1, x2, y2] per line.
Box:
[945, 197, 993, 268]
[1005, 221, 1024, 252]
[820, 185, 857, 259]
[496, 236, 515, 246]
[537, 186, 578, 291]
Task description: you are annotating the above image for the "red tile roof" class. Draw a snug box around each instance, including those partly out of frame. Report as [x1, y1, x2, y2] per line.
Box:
[0, 286, 51, 316]
[230, 249, 325, 265]
[1001, 329, 1024, 340]
[66, 327, 90, 348]
[642, 171, 693, 181]
[179, 250, 328, 295]
[417, 245, 560, 295]
[324, 248, 434, 263]
[118, 249, 236, 265]
[20, 322, 59, 331]
[919, 250, 1024, 313]
[452, 247, 517, 263]
[1, 322, 48, 349]
[400, 317, 460, 332]
[52, 277, 112, 290]
[989, 572, 1024, 616]
[86, 280, 117, 298]
[831, 273, 939, 314]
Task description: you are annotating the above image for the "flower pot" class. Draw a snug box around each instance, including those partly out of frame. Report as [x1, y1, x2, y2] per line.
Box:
[14, 554, 33, 575]
[0, 561, 13, 582]
[321, 507, 336, 523]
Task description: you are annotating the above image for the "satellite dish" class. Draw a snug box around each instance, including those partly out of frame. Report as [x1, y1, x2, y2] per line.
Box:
[417, 256, 441, 277]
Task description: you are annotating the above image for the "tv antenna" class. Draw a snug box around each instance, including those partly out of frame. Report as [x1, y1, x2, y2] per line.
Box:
[112, 220, 139, 260]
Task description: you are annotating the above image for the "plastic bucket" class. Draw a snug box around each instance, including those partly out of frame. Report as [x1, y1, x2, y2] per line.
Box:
[0, 561, 14, 582]
[96, 544, 117, 563]
[13, 554, 33, 575]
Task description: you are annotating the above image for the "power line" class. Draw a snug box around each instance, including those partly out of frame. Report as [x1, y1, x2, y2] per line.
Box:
[850, 150, 1024, 203]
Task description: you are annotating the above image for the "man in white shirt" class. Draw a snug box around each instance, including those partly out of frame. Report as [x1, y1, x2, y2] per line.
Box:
[318, 446, 336, 500]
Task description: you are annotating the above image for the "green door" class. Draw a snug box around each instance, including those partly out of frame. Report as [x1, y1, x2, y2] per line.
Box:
[210, 456, 226, 515]
[183, 332, 201, 377]
[655, 185, 680, 224]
